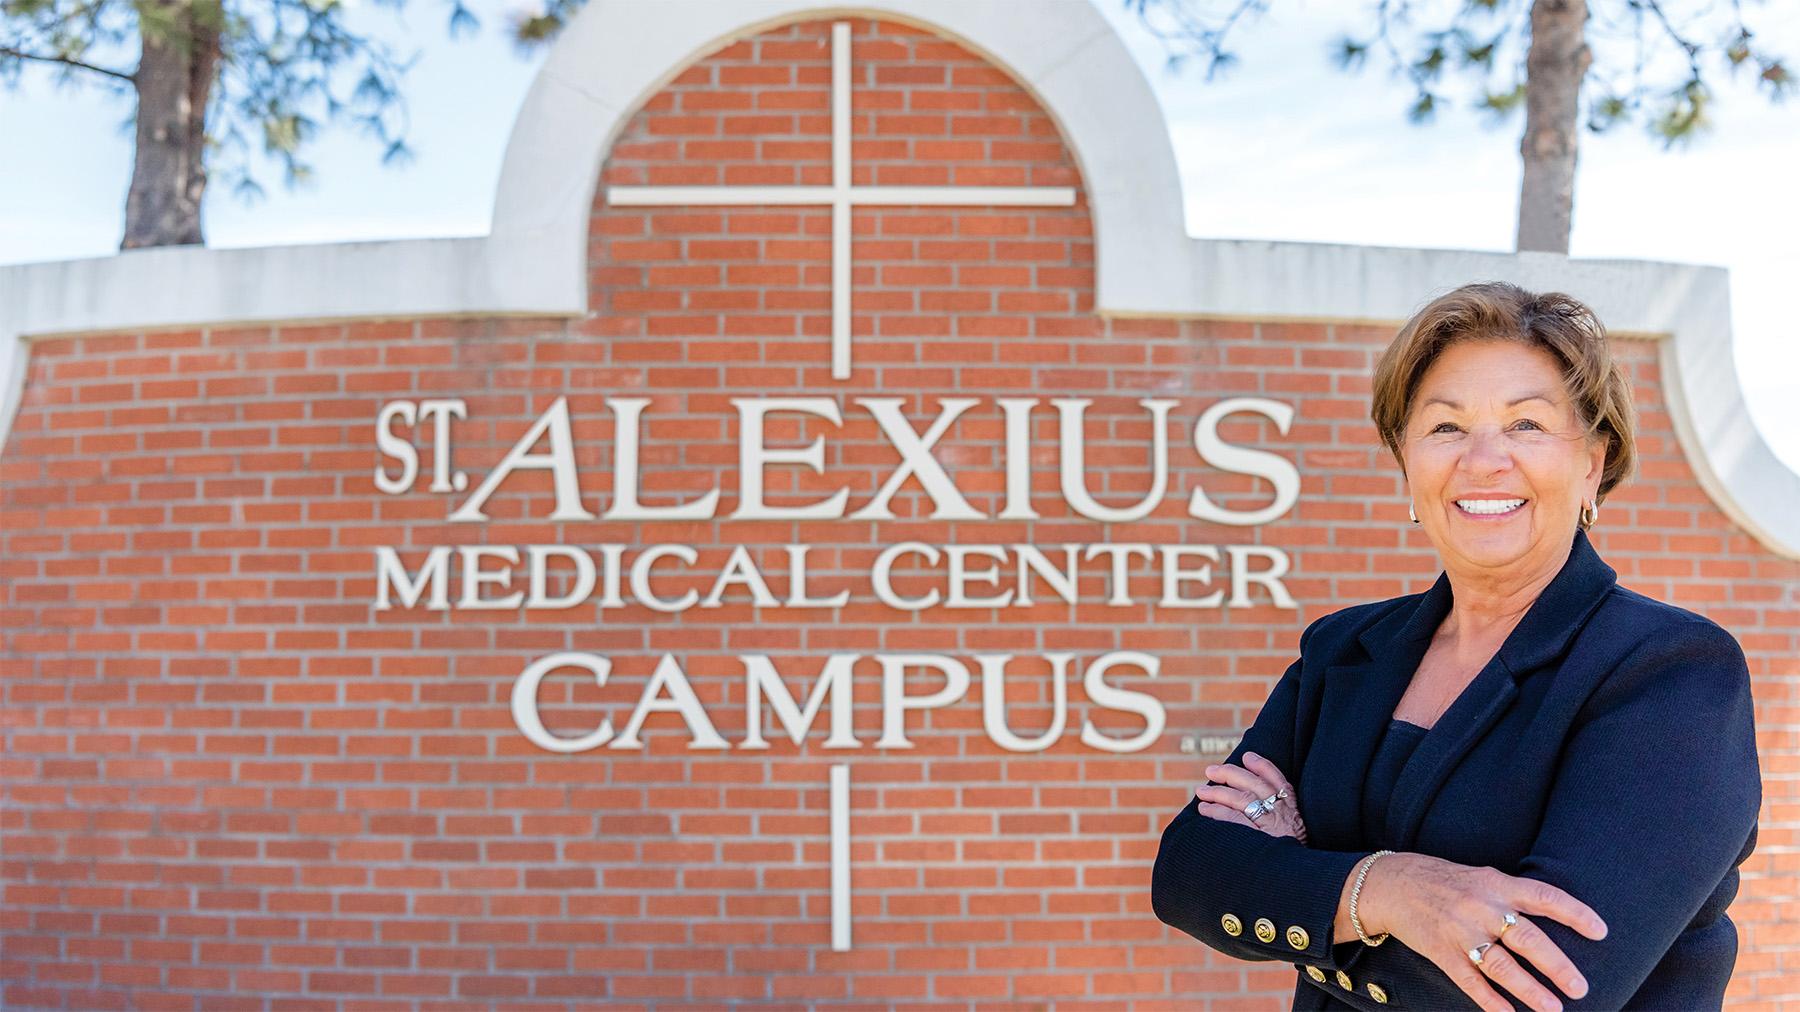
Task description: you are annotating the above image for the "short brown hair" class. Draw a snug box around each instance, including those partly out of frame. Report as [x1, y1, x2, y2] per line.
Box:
[1370, 281, 1637, 504]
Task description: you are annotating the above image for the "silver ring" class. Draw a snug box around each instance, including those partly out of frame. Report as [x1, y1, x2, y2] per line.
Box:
[1243, 789, 1285, 822]
[1468, 941, 1494, 965]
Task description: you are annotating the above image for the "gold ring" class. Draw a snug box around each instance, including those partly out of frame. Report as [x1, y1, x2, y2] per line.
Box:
[1498, 912, 1517, 935]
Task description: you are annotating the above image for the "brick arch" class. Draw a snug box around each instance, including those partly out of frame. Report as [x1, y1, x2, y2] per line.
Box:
[585, 16, 1093, 372]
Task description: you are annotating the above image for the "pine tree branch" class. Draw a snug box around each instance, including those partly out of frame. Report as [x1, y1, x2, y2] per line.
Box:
[1638, 0, 1703, 81]
[0, 43, 135, 82]
[1128, 0, 1268, 79]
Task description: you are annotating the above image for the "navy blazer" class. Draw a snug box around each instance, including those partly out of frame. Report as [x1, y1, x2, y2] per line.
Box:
[1151, 529, 1762, 1010]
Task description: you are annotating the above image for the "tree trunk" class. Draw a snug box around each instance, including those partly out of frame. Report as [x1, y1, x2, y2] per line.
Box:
[1515, 0, 1590, 253]
[121, 1, 222, 249]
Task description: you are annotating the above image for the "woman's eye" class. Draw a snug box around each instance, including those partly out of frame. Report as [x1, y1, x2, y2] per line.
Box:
[1428, 420, 1542, 434]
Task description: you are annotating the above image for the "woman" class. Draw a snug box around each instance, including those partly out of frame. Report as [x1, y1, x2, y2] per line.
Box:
[1150, 282, 1762, 1012]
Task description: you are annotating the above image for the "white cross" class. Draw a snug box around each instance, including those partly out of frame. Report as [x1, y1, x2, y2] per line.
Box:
[606, 21, 1078, 381]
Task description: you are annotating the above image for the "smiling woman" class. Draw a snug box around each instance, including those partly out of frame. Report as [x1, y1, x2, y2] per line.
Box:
[1151, 281, 1762, 1012]
[1373, 285, 1637, 582]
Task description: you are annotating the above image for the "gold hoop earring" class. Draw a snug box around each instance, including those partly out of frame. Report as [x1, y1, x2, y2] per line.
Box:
[1579, 499, 1598, 530]
[1408, 501, 1420, 524]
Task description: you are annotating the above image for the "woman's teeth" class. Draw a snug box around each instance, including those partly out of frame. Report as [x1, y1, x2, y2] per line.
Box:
[1455, 498, 1526, 515]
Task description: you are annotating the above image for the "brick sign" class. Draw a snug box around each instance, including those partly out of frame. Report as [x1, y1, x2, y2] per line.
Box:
[2, 2, 1795, 1007]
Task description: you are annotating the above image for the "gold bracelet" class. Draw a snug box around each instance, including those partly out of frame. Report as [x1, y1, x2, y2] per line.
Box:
[1350, 850, 1393, 946]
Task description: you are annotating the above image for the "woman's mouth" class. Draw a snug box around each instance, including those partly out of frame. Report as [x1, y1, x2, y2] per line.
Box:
[1454, 497, 1527, 517]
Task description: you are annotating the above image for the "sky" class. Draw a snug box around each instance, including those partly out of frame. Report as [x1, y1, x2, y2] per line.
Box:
[1, 0, 1795, 472]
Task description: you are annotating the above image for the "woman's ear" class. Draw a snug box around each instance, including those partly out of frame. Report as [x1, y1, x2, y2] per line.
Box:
[1585, 433, 1607, 483]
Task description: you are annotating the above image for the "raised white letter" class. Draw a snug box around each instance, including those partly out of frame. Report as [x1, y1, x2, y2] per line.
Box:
[876, 654, 970, 749]
[729, 397, 850, 520]
[603, 397, 722, 520]
[512, 652, 614, 753]
[374, 545, 450, 611]
[741, 654, 862, 749]
[849, 397, 984, 520]
[945, 545, 1013, 608]
[375, 400, 418, 495]
[1081, 651, 1164, 753]
[1159, 545, 1224, 607]
[1083, 543, 1153, 606]
[997, 398, 1041, 520]
[610, 654, 730, 750]
[526, 545, 596, 609]
[978, 653, 1072, 753]
[1226, 544, 1297, 608]
[417, 399, 467, 493]
[1189, 397, 1300, 526]
[1057, 397, 1176, 522]
[872, 542, 940, 610]
[702, 545, 781, 608]
[450, 396, 594, 522]
[630, 545, 699, 613]
[786, 545, 850, 607]
[460, 546, 524, 610]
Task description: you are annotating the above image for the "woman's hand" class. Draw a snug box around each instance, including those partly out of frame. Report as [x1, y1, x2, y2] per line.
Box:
[1359, 852, 1608, 1012]
[1192, 751, 1309, 843]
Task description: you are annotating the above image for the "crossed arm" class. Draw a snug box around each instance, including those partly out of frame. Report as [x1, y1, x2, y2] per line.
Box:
[1151, 619, 1378, 974]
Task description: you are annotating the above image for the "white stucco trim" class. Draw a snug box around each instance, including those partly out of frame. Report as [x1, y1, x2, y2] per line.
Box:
[0, 0, 1794, 560]
[0, 234, 565, 463]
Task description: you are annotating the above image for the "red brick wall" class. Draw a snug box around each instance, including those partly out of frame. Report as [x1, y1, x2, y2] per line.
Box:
[3, 16, 1796, 1010]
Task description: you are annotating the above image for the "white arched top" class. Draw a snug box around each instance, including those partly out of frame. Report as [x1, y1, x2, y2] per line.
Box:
[0, 0, 1794, 560]
[485, 0, 1192, 325]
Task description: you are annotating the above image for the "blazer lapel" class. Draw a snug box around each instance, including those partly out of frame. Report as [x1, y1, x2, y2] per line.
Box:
[1302, 529, 1618, 852]
[1384, 529, 1618, 850]
[1302, 586, 1445, 850]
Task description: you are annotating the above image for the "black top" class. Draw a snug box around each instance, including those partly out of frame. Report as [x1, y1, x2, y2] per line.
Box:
[1315, 719, 1430, 1010]
[1363, 718, 1430, 846]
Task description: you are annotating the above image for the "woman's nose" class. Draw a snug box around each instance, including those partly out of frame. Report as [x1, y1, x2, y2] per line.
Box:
[1460, 426, 1513, 471]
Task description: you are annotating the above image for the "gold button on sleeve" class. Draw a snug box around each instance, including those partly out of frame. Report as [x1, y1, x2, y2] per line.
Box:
[1367, 982, 1389, 1003]
[1305, 966, 1327, 983]
[1335, 970, 1354, 990]
[1221, 913, 1242, 936]
[1285, 925, 1309, 950]
[1254, 917, 1276, 943]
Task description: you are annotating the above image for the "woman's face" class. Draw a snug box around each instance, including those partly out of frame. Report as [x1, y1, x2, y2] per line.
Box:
[1400, 339, 1607, 581]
